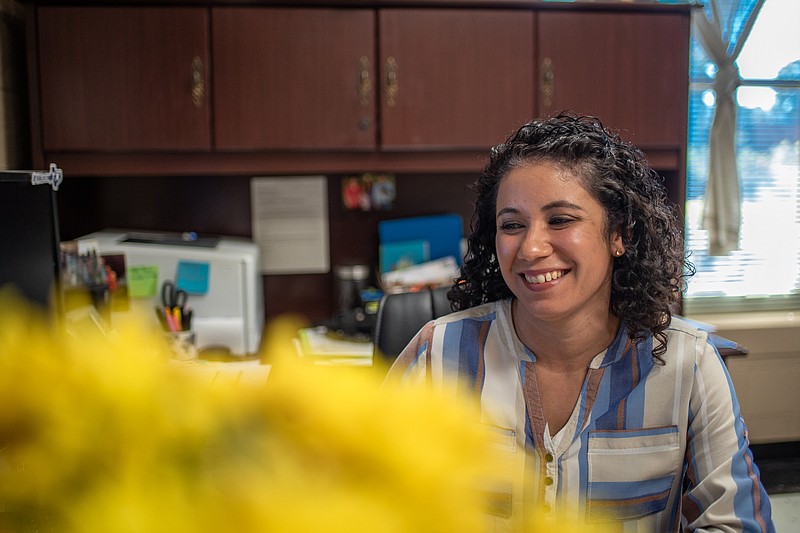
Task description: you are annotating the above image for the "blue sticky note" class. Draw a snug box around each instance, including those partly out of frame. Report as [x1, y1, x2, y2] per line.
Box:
[176, 261, 210, 295]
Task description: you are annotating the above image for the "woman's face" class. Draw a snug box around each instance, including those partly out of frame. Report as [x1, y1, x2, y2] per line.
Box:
[494, 162, 621, 324]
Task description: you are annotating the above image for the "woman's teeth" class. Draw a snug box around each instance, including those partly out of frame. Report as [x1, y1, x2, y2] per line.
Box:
[524, 270, 564, 284]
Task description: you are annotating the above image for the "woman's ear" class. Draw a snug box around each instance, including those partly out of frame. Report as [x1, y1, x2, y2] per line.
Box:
[610, 231, 624, 257]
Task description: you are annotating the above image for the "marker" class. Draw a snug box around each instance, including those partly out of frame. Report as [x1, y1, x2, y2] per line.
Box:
[164, 307, 178, 332]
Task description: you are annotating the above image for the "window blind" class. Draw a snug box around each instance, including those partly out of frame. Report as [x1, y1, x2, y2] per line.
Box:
[683, 0, 800, 313]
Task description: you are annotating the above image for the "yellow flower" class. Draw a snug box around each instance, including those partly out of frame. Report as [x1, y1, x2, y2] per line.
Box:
[0, 292, 600, 533]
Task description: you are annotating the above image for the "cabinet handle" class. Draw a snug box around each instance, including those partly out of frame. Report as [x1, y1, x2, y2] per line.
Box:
[358, 56, 372, 107]
[191, 56, 205, 108]
[541, 57, 554, 109]
[385, 56, 399, 107]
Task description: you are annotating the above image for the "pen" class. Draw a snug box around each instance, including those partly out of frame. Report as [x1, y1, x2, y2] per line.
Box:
[154, 306, 169, 330]
[173, 306, 182, 330]
[184, 309, 193, 331]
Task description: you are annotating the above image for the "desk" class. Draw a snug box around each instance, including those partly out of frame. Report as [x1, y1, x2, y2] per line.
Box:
[173, 359, 271, 387]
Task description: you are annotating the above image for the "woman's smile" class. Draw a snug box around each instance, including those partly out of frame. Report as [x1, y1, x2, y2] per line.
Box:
[520, 268, 568, 286]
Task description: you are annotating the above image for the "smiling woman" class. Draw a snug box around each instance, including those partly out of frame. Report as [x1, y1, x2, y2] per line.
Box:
[452, 114, 688, 361]
[494, 163, 621, 358]
[385, 114, 776, 532]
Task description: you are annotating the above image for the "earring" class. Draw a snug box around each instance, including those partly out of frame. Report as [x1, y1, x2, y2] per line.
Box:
[615, 249, 624, 256]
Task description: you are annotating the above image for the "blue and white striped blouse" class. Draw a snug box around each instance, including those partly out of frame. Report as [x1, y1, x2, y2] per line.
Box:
[386, 298, 774, 532]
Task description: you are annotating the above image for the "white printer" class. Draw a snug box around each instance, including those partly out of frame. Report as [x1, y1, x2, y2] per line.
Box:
[77, 229, 264, 356]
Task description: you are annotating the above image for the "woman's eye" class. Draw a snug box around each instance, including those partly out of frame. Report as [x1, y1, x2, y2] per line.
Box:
[498, 221, 523, 232]
[549, 216, 574, 227]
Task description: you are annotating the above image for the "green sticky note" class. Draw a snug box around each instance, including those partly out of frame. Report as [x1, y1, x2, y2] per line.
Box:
[127, 266, 159, 298]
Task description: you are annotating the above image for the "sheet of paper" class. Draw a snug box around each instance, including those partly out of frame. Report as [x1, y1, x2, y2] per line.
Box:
[251, 176, 329, 274]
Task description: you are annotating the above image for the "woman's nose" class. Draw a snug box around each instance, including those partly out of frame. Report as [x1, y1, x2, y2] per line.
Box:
[517, 226, 552, 260]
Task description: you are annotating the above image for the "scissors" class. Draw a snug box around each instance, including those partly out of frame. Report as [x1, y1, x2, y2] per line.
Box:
[161, 281, 188, 310]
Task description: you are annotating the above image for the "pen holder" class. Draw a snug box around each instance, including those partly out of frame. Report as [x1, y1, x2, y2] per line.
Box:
[165, 330, 197, 361]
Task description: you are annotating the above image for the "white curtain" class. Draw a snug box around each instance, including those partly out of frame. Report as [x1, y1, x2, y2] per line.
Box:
[692, 0, 765, 255]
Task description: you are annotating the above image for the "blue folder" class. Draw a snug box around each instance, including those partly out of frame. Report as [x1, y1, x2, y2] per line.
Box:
[378, 213, 463, 266]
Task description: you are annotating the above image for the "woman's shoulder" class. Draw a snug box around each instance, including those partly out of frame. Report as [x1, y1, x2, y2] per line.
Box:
[665, 315, 712, 344]
[658, 315, 718, 365]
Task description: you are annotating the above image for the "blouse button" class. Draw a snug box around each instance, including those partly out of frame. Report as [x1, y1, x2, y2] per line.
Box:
[544, 453, 554, 462]
[544, 476, 554, 486]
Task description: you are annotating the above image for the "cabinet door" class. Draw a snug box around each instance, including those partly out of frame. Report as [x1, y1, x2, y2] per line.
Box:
[379, 9, 534, 150]
[37, 7, 211, 151]
[213, 8, 376, 150]
[538, 11, 689, 147]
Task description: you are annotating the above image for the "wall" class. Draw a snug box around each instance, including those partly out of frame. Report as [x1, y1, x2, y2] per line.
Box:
[0, 0, 29, 169]
[690, 310, 800, 444]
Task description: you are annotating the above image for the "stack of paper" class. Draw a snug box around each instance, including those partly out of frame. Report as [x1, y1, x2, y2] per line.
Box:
[296, 326, 373, 366]
[380, 256, 460, 293]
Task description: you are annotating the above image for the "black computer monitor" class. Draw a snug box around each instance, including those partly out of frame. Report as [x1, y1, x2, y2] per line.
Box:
[0, 168, 63, 312]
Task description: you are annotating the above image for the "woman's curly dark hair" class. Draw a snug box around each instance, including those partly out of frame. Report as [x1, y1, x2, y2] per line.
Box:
[449, 113, 694, 361]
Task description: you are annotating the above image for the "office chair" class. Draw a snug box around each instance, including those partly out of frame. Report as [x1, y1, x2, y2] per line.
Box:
[372, 286, 452, 365]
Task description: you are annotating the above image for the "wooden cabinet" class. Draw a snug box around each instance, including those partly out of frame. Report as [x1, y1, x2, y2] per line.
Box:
[212, 7, 533, 152]
[27, 2, 691, 176]
[378, 9, 534, 150]
[36, 7, 211, 151]
[537, 10, 689, 148]
[212, 8, 377, 151]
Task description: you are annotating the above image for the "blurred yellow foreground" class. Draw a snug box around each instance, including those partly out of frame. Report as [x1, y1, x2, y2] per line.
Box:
[0, 291, 598, 533]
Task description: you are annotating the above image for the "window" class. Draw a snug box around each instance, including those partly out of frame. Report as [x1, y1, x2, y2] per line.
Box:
[684, 0, 800, 313]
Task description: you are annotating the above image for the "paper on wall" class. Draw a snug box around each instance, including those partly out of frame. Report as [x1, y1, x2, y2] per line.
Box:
[250, 176, 329, 274]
